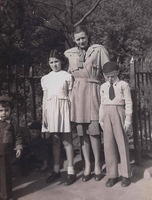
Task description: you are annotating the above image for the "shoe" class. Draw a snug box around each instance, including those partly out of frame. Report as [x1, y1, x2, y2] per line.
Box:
[64, 174, 76, 186]
[121, 177, 131, 187]
[46, 172, 61, 183]
[105, 178, 119, 187]
[94, 173, 104, 181]
[82, 174, 92, 182]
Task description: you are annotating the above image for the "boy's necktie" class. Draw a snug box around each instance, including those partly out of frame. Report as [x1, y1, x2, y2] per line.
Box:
[109, 83, 115, 100]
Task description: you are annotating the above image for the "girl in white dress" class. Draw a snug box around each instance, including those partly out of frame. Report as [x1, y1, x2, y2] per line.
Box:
[41, 49, 76, 185]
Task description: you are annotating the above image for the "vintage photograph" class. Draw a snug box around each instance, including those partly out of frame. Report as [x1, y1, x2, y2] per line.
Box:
[0, 0, 152, 199]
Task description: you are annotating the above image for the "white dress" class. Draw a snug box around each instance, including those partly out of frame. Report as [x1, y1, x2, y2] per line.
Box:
[41, 70, 72, 133]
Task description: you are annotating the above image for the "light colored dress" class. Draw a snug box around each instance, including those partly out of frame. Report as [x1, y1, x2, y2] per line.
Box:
[41, 70, 72, 133]
[64, 44, 109, 123]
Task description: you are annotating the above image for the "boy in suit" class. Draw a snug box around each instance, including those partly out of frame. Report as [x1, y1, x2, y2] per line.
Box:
[99, 62, 133, 187]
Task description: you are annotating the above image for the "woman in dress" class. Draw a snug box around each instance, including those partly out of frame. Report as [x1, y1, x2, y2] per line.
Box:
[41, 49, 76, 185]
[64, 25, 109, 182]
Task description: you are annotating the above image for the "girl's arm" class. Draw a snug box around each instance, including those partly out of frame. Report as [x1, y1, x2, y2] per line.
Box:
[41, 77, 48, 132]
[67, 75, 74, 100]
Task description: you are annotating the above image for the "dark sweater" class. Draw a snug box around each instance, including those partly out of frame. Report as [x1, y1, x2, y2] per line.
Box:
[0, 120, 22, 155]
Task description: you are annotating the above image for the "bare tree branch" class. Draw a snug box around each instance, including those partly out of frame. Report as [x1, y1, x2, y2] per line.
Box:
[65, 0, 74, 24]
[75, 0, 87, 7]
[38, 16, 60, 32]
[64, 34, 73, 47]
[53, 14, 69, 31]
[34, 0, 64, 12]
[74, 0, 102, 27]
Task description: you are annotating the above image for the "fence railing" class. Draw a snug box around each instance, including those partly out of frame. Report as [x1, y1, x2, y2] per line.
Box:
[1, 59, 152, 164]
[130, 57, 152, 163]
[0, 65, 42, 127]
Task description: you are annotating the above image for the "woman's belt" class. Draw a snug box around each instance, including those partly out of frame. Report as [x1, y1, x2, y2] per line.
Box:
[47, 95, 69, 100]
[75, 77, 100, 84]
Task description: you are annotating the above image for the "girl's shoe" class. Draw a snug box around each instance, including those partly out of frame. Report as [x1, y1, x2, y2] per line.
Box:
[94, 173, 104, 181]
[64, 174, 76, 186]
[46, 172, 61, 183]
[82, 174, 92, 182]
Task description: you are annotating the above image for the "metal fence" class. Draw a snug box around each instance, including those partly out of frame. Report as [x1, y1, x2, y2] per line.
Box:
[0, 65, 42, 127]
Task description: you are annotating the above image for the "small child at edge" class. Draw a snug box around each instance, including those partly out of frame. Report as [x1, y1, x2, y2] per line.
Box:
[0, 95, 22, 200]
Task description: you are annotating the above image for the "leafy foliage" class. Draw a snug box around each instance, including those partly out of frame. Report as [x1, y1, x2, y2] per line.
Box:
[0, 0, 152, 69]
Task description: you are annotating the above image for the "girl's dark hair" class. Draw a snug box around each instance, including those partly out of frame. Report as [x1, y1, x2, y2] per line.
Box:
[0, 102, 12, 109]
[0, 96, 13, 109]
[49, 49, 67, 70]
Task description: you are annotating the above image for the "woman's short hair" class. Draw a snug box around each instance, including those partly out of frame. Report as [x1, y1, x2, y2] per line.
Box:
[73, 24, 90, 44]
[73, 24, 89, 36]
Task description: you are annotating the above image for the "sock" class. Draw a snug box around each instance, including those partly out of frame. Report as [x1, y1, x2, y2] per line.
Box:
[67, 166, 75, 175]
[53, 164, 60, 173]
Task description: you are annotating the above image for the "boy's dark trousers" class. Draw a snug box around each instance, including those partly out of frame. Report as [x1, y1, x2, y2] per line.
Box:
[0, 145, 12, 200]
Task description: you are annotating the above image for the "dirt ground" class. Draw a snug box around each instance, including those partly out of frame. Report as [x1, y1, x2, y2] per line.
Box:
[12, 154, 152, 200]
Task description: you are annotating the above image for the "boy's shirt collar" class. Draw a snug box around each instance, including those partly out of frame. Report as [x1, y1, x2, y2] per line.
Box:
[106, 77, 119, 86]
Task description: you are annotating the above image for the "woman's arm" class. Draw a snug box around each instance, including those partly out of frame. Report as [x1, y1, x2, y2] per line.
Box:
[67, 75, 74, 101]
[99, 85, 104, 129]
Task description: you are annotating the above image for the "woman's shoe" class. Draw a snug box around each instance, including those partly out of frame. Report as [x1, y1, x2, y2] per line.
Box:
[94, 173, 104, 181]
[46, 172, 61, 183]
[82, 174, 92, 182]
[105, 177, 119, 187]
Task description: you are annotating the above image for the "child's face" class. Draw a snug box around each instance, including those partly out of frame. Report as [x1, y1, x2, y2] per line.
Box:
[49, 57, 62, 72]
[30, 129, 41, 139]
[0, 104, 11, 121]
[74, 31, 88, 49]
[103, 71, 119, 84]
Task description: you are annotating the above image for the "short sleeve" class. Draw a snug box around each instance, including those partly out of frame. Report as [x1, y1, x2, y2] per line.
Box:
[41, 76, 47, 91]
[68, 74, 73, 91]
[100, 46, 109, 67]
[64, 73, 73, 91]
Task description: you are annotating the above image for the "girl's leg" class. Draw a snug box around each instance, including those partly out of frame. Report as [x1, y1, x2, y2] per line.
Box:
[80, 134, 91, 175]
[46, 134, 61, 183]
[52, 134, 61, 173]
[89, 135, 101, 175]
[62, 133, 76, 185]
[62, 133, 74, 174]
